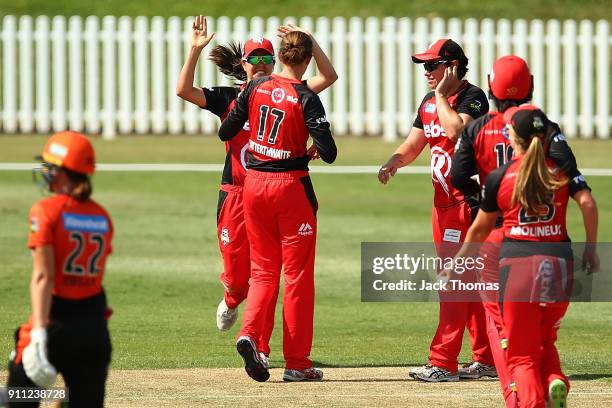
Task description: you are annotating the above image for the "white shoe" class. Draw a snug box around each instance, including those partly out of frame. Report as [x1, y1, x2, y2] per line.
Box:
[283, 367, 323, 382]
[412, 364, 459, 382]
[408, 365, 427, 379]
[236, 336, 270, 382]
[459, 361, 498, 379]
[216, 299, 238, 331]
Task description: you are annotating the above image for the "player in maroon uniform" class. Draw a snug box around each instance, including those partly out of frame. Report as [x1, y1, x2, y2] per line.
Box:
[450, 56, 594, 407]
[453, 106, 598, 407]
[378, 38, 494, 382]
[6, 132, 113, 407]
[219, 31, 336, 382]
[176, 16, 336, 363]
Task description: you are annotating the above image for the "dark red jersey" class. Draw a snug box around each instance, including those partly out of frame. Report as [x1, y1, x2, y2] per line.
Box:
[27, 194, 113, 300]
[218, 74, 336, 171]
[452, 112, 590, 199]
[202, 86, 250, 186]
[413, 81, 489, 207]
[480, 157, 570, 243]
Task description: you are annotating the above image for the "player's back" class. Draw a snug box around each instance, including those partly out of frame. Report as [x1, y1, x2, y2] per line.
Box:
[28, 194, 113, 301]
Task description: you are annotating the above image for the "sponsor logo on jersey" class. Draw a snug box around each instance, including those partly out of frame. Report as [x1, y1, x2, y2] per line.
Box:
[424, 103, 436, 113]
[430, 146, 452, 196]
[249, 140, 291, 160]
[286, 95, 299, 104]
[509, 224, 562, 237]
[240, 143, 249, 169]
[243, 120, 251, 132]
[298, 222, 314, 236]
[256, 89, 271, 95]
[315, 116, 328, 124]
[423, 121, 447, 138]
[220, 227, 230, 245]
[271, 88, 286, 104]
[553, 133, 566, 142]
[572, 174, 586, 185]
[62, 213, 109, 233]
[442, 228, 461, 243]
[469, 100, 482, 112]
[29, 217, 39, 233]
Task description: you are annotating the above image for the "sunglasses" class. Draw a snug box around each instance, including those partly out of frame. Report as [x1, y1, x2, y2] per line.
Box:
[423, 60, 447, 72]
[243, 55, 275, 65]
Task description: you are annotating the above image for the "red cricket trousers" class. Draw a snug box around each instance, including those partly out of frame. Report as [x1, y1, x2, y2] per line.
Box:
[217, 184, 277, 356]
[239, 170, 318, 370]
[479, 227, 517, 407]
[429, 202, 493, 373]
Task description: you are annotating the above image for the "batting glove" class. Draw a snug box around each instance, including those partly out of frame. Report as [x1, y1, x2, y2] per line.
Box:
[22, 328, 57, 388]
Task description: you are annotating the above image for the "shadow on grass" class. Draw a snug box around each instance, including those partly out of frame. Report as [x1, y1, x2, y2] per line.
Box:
[568, 373, 612, 381]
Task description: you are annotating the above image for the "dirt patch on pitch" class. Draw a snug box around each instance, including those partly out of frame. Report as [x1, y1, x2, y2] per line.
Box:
[2, 367, 611, 407]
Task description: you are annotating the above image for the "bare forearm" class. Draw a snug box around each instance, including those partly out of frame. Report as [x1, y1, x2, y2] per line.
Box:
[308, 37, 337, 93]
[580, 199, 598, 243]
[30, 274, 53, 329]
[435, 93, 464, 142]
[176, 46, 206, 105]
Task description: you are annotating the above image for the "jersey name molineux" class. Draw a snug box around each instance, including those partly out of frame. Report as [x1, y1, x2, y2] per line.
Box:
[413, 81, 489, 207]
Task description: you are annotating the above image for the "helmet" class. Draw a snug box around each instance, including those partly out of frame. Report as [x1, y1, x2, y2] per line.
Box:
[41, 131, 95, 175]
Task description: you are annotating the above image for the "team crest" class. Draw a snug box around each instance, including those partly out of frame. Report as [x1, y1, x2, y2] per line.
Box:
[533, 116, 544, 130]
[250, 36, 265, 45]
[29, 217, 39, 233]
[271, 88, 286, 104]
[220, 228, 230, 245]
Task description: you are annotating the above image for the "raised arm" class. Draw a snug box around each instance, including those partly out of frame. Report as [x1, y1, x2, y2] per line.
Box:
[176, 15, 215, 107]
[278, 24, 338, 94]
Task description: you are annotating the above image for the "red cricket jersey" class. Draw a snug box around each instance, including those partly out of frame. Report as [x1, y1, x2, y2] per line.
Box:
[480, 157, 569, 242]
[27, 194, 113, 300]
[413, 81, 489, 207]
[218, 74, 336, 170]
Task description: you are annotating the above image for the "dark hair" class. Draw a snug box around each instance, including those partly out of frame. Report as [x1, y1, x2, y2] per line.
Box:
[63, 167, 92, 201]
[279, 31, 312, 66]
[456, 55, 469, 79]
[490, 95, 526, 113]
[208, 41, 247, 82]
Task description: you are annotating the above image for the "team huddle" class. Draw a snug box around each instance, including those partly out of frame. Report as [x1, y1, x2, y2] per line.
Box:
[4, 14, 599, 408]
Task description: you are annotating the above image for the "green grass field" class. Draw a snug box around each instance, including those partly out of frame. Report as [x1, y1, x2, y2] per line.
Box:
[1, 135, 612, 380]
[0, 0, 610, 21]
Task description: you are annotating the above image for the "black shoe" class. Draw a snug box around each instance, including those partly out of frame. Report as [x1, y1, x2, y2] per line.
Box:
[236, 336, 270, 382]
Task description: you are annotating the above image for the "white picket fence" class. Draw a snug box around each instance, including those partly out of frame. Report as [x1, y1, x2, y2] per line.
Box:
[1, 15, 610, 140]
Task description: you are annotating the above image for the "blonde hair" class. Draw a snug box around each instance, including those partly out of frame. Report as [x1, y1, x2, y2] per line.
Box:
[279, 31, 312, 66]
[511, 132, 565, 215]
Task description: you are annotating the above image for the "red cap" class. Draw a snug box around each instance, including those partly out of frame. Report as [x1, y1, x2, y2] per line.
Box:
[489, 55, 533, 100]
[503, 105, 549, 141]
[243, 36, 274, 57]
[412, 38, 465, 63]
[41, 131, 96, 174]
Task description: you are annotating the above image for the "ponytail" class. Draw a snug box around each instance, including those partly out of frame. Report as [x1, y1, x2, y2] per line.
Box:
[511, 137, 560, 215]
[208, 41, 247, 82]
[64, 168, 93, 201]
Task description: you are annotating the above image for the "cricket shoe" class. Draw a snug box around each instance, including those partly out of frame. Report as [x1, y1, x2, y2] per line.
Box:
[216, 299, 238, 331]
[459, 361, 498, 379]
[411, 364, 459, 382]
[259, 352, 269, 370]
[283, 367, 324, 382]
[547, 379, 568, 408]
[236, 336, 270, 382]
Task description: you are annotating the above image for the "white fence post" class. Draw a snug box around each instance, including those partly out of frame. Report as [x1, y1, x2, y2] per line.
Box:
[118, 16, 133, 134]
[85, 16, 100, 134]
[182, 17, 199, 135]
[68, 16, 84, 132]
[480, 19, 495, 91]
[315, 17, 331, 114]
[200, 16, 216, 134]
[102, 16, 117, 139]
[348, 17, 364, 136]
[463, 18, 479, 90]
[332, 17, 348, 135]
[513, 19, 528, 60]
[151, 16, 166, 134]
[595, 20, 609, 139]
[563, 20, 578, 137]
[3, 16, 18, 133]
[546, 20, 561, 124]
[134, 17, 150, 134]
[413, 18, 429, 108]
[18, 16, 34, 133]
[52, 16, 67, 132]
[382, 17, 397, 142]
[398, 18, 412, 137]
[579, 20, 594, 138]
[497, 19, 512, 57]
[167, 16, 183, 134]
[529, 20, 545, 109]
[216, 17, 232, 87]
[365, 17, 381, 135]
[35, 16, 51, 133]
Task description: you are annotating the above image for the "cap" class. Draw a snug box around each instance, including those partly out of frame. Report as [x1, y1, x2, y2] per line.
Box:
[412, 38, 465, 63]
[243, 36, 274, 57]
[41, 131, 96, 175]
[489, 55, 533, 100]
[503, 105, 550, 141]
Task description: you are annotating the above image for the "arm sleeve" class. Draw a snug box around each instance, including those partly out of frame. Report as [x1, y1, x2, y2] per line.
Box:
[201, 87, 239, 117]
[218, 83, 254, 141]
[451, 120, 481, 197]
[455, 86, 489, 120]
[546, 127, 591, 196]
[303, 92, 337, 164]
[480, 165, 506, 213]
[27, 202, 55, 249]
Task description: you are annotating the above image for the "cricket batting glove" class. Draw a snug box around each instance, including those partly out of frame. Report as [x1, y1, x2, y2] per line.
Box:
[22, 328, 57, 388]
